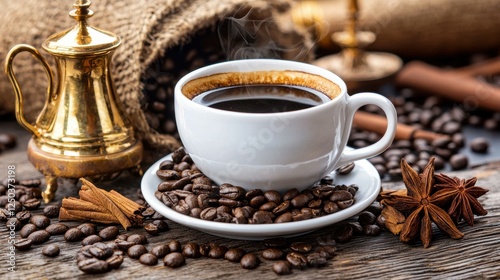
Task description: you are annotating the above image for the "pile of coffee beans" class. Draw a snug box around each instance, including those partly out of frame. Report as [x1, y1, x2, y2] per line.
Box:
[141, 28, 226, 137]
[349, 88, 499, 180]
[77, 242, 124, 274]
[155, 147, 358, 224]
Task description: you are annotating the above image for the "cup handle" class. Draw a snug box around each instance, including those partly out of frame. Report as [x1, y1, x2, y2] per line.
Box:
[335, 92, 397, 168]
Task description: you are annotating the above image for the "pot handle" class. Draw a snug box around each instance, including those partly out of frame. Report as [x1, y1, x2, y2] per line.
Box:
[5, 44, 55, 138]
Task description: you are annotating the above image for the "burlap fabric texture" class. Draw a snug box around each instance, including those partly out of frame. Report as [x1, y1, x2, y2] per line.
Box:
[0, 0, 313, 152]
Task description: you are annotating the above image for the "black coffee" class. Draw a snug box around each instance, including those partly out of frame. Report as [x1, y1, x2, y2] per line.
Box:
[193, 85, 329, 113]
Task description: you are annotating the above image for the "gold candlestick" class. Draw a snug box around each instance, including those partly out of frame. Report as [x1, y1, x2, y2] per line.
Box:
[311, 0, 402, 92]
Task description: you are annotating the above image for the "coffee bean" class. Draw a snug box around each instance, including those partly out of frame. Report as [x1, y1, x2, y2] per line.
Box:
[262, 248, 284, 260]
[77, 223, 97, 236]
[264, 237, 287, 248]
[208, 245, 228, 259]
[323, 201, 339, 214]
[6, 200, 22, 213]
[115, 239, 136, 251]
[171, 147, 187, 163]
[337, 162, 355, 175]
[272, 260, 292, 275]
[97, 226, 119, 241]
[90, 243, 114, 259]
[281, 189, 298, 201]
[16, 210, 32, 224]
[168, 240, 182, 252]
[250, 210, 274, 224]
[219, 184, 245, 200]
[307, 252, 327, 267]
[45, 223, 69, 235]
[151, 244, 171, 258]
[244, 189, 263, 200]
[21, 198, 40, 210]
[14, 238, 32, 251]
[106, 253, 124, 269]
[329, 190, 353, 202]
[30, 215, 50, 229]
[164, 252, 185, 268]
[128, 244, 148, 259]
[348, 221, 363, 235]
[290, 194, 310, 208]
[82, 235, 103, 246]
[241, 253, 260, 269]
[314, 245, 337, 259]
[127, 234, 147, 245]
[65, 228, 84, 242]
[200, 207, 217, 220]
[452, 133, 465, 147]
[42, 205, 60, 218]
[364, 203, 383, 216]
[335, 224, 353, 243]
[78, 258, 110, 274]
[156, 169, 181, 181]
[199, 243, 211, 257]
[259, 201, 277, 211]
[264, 190, 282, 203]
[0, 133, 16, 148]
[141, 207, 156, 217]
[273, 212, 291, 223]
[116, 234, 128, 241]
[27, 230, 50, 244]
[20, 223, 38, 238]
[470, 137, 489, 153]
[249, 195, 266, 208]
[286, 252, 307, 269]
[225, 248, 246, 262]
[337, 199, 354, 209]
[363, 224, 381, 236]
[485, 118, 499, 130]
[450, 154, 468, 170]
[358, 211, 377, 226]
[42, 244, 60, 257]
[139, 253, 158, 266]
[159, 160, 175, 170]
[144, 222, 160, 235]
[290, 242, 313, 254]
[182, 242, 201, 258]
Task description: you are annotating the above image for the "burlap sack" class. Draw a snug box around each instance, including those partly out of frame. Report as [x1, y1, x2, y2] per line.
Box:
[293, 0, 500, 57]
[0, 0, 313, 151]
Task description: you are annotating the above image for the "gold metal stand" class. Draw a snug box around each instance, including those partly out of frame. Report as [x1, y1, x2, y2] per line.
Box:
[311, 0, 403, 92]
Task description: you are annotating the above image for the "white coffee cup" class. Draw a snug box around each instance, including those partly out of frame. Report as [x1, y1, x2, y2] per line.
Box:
[175, 59, 397, 192]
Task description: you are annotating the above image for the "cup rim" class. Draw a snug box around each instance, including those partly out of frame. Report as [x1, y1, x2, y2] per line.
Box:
[174, 58, 348, 117]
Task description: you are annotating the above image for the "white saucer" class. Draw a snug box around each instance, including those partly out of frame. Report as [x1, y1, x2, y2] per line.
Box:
[141, 154, 381, 240]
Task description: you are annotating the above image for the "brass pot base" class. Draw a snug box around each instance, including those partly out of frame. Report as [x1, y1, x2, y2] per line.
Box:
[27, 139, 143, 202]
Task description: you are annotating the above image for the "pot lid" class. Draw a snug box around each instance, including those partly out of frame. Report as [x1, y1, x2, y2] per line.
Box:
[42, 0, 120, 56]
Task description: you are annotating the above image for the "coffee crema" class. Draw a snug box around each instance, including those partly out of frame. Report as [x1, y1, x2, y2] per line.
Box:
[194, 85, 329, 113]
[181, 70, 342, 100]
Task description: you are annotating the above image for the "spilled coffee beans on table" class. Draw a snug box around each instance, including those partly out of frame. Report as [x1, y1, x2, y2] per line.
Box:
[155, 147, 358, 224]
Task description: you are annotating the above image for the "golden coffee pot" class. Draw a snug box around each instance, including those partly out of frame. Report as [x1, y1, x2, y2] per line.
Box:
[5, 0, 143, 202]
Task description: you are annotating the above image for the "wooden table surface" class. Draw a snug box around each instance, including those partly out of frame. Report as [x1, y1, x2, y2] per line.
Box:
[1, 120, 499, 280]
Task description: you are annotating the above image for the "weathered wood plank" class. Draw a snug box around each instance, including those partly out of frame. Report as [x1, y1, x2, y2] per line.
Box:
[1, 121, 499, 280]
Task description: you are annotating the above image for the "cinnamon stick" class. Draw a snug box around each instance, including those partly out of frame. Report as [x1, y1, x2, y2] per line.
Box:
[59, 208, 120, 224]
[80, 178, 132, 229]
[353, 111, 448, 141]
[395, 61, 500, 112]
[59, 178, 143, 230]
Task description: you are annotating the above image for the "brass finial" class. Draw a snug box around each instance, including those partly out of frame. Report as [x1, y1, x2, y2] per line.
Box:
[69, 0, 94, 42]
[313, 0, 402, 92]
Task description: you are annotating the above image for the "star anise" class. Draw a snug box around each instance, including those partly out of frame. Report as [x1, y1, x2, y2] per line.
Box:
[434, 173, 488, 226]
[382, 158, 464, 248]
